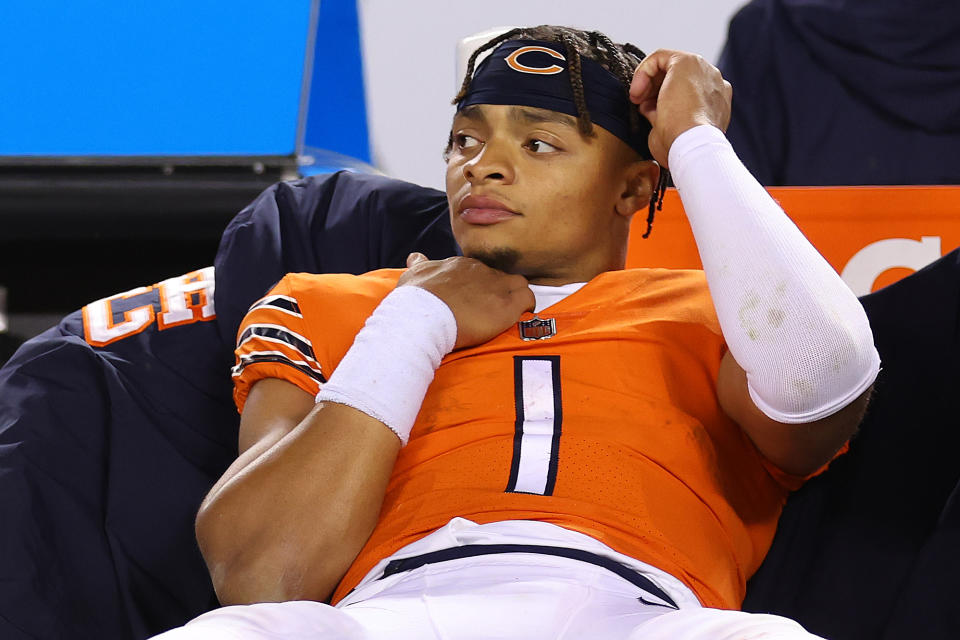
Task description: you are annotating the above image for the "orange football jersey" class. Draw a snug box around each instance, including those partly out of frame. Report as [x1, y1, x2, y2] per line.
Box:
[233, 268, 807, 610]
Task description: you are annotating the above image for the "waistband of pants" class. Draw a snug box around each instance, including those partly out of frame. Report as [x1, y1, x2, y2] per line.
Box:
[378, 543, 679, 609]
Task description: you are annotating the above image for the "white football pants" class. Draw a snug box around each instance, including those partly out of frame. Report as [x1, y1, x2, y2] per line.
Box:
[153, 519, 824, 640]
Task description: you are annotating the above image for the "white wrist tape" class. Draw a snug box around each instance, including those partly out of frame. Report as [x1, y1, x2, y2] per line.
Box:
[669, 125, 880, 423]
[315, 285, 457, 444]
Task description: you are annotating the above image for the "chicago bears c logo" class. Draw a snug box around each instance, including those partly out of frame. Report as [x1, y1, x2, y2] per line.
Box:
[505, 46, 565, 75]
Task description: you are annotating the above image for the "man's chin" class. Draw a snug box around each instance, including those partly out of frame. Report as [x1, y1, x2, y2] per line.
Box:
[465, 247, 522, 274]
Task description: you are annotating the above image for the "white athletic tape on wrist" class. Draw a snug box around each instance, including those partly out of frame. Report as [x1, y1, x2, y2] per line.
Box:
[314, 285, 457, 444]
[669, 125, 880, 423]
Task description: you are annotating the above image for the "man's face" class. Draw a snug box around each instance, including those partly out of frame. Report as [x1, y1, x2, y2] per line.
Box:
[445, 103, 647, 285]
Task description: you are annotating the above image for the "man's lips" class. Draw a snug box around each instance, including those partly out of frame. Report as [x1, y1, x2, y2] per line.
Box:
[458, 195, 519, 225]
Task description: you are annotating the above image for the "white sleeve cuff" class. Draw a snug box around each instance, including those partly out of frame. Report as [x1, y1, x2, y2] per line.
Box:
[315, 285, 456, 444]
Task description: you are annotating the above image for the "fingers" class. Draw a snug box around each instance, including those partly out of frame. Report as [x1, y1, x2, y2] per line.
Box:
[396, 255, 536, 350]
[630, 50, 684, 128]
[628, 49, 733, 166]
[406, 252, 428, 268]
[499, 272, 535, 315]
[720, 79, 734, 131]
[520, 284, 536, 314]
[629, 49, 676, 105]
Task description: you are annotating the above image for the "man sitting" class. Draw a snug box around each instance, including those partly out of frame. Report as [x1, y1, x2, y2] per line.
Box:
[156, 25, 878, 639]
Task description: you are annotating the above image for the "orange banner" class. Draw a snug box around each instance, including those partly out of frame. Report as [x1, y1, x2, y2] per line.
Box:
[626, 186, 960, 296]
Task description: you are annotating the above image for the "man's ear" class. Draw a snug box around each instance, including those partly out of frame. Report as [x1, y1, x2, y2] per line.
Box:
[616, 160, 660, 217]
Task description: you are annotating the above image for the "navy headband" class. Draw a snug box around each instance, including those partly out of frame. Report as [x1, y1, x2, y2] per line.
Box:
[457, 39, 652, 158]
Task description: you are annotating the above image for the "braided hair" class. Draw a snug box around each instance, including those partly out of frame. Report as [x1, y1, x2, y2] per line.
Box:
[451, 25, 668, 238]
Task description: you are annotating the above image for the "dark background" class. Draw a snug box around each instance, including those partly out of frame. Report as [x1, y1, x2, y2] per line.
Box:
[0, 160, 292, 341]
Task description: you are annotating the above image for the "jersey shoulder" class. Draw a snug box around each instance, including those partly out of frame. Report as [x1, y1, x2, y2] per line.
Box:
[577, 268, 720, 333]
[277, 268, 403, 304]
[232, 269, 403, 411]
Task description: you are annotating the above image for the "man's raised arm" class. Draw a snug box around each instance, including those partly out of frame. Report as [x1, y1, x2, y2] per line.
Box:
[631, 51, 879, 476]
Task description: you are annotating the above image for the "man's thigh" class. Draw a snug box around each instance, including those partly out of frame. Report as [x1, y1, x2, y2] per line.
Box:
[151, 593, 823, 640]
[629, 607, 826, 640]
[150, 601, 366, 639]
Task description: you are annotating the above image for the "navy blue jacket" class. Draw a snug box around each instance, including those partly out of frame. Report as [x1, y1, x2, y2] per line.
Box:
[719, 0, 960, 185]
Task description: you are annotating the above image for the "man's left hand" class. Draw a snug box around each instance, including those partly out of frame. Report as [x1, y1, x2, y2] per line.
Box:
[629, 50, 732, 168]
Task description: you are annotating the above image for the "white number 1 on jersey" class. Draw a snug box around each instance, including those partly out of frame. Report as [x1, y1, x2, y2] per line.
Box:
[506, 356, 562, 496]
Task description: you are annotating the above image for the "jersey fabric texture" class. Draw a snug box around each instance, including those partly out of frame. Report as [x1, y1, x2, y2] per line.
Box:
[234, 267, 808, 610]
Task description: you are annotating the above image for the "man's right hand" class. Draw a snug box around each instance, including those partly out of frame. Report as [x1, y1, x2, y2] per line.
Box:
[399, 253, 535, 350]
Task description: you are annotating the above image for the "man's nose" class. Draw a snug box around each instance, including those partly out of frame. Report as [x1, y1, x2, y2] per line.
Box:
[463, 142, 514, 184]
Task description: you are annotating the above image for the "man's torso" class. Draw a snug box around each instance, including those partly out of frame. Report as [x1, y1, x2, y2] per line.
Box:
[234, 268, 796, 609]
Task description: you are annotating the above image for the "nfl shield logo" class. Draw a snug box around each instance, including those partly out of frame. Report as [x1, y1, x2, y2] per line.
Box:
[518, 316, 557, 341]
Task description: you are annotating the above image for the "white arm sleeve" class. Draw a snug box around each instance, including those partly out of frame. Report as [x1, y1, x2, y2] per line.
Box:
[668, 125, 880, 423]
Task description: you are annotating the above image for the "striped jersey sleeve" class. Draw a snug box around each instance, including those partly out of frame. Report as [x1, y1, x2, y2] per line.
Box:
[232, 277, 325, 412]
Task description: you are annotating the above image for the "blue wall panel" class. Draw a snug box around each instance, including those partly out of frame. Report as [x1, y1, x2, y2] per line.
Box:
[303, 0, 370, 163]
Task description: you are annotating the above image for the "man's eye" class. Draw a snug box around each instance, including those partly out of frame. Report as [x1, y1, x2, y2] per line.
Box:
[527, 139, 559, 153]
[455, 134, 481, 149]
